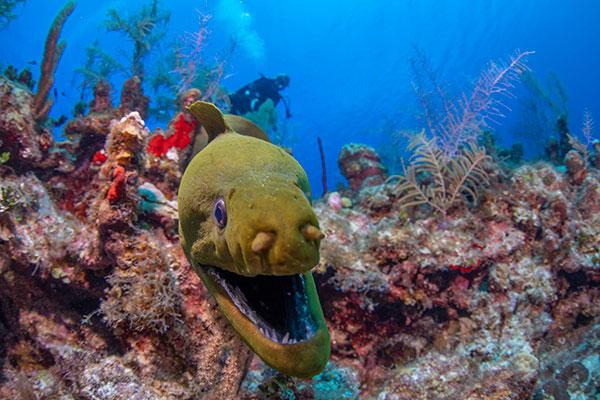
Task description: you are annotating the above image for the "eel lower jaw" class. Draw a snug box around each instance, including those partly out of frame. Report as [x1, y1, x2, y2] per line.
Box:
[195, 263, 330, 377]
[206, 266, 318, 344]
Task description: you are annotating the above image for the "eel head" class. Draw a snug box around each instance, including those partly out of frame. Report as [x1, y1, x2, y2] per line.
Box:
[178, 102, 330, 378]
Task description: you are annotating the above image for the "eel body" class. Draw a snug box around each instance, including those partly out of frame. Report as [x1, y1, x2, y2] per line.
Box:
[178, 101, 330, 378]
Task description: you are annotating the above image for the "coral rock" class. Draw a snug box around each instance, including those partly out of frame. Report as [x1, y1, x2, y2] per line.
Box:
[338, 143, 387, 191]
[119, 76, 149, 120]
[0, 77, 45, 166]
[565, 149, 587, 185]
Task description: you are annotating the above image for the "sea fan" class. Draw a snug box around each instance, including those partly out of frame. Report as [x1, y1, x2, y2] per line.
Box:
[568, 109, 596, 161]
[392, 131, 492, 215]
[428, 50, 535, 157]
[172, 11, 211, 92]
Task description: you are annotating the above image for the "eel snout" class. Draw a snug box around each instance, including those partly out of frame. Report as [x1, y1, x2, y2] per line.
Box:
[301, 224, 325, 241]
[251, 231, 276, 253]
[251, 224, 324, 255]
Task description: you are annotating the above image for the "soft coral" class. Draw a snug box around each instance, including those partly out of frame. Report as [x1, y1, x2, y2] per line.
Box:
[107, 165, 126, 203]
[147, 113, 197, 157]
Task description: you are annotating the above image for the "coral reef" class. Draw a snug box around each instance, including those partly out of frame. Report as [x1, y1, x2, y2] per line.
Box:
[0, 2, 75, 170]
[285, 143, 598, 398]
[64, 80, 114, 142]
[545, 114, 572, 164]
[241, 361, 360, 399]
[119, 76, 150, 119]
[0, 76, 252, 398]
[3, 64, 34, 90]
[0, 76, 47, 166]
[0, 40, 598, 399]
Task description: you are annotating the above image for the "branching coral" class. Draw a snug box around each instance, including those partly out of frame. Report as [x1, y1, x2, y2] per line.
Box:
[0, 0, 26, 28]
[172, 12, 211, 92]
[146, 10, 232, 121]
[390, 131, 492, 215]
[32, 1, 75, 123]
[74, 40, 127, 99]
[412, 49, 534, 157]
[171, 12, 233, 105]
[393, 50, 532, 216]
[568, 109, 597, 163]
[518, 70, 570, 155]
[104, 0, 170, 80]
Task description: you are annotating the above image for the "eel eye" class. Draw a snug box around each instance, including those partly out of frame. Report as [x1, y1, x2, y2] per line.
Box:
[213, 198, 227, 229]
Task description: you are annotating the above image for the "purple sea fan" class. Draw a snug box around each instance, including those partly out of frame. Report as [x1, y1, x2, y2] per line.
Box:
[435, 50, 535, 157]
[173, 11, 212, 92]
[567, 109, 596, 161]
[582, 109, 594, 145]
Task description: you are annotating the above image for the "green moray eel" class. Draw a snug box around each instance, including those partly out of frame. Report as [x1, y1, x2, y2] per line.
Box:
[178, 101, 330, 378]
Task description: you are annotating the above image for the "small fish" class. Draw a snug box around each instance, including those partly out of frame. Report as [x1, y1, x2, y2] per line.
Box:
[53, 88, 58, 100]
[52, 115, 67, 127]
[27, 60, 37, 65]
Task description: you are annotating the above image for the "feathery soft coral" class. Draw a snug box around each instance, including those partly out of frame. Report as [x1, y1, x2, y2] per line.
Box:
[412, 49, 534, 157]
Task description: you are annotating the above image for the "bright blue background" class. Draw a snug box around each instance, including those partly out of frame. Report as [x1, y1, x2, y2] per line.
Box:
[1, 0, 599, 195]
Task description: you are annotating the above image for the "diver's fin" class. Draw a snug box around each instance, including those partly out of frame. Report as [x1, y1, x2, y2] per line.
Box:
[224, 114, 271, 143]
[187, 101, 231, 141]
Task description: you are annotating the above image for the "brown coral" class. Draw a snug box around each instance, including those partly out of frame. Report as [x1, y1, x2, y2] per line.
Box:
[32, 1, 76, 123]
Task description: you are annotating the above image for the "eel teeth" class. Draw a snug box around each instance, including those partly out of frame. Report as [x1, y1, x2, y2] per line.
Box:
[207, 267, 317, 344]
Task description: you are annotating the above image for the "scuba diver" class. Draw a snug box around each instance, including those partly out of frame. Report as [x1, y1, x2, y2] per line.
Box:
[229, 74, 292, 118]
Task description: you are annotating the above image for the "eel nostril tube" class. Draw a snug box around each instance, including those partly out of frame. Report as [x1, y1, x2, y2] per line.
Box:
[302, 224, 325, 241]
[251, 231, 276, 253]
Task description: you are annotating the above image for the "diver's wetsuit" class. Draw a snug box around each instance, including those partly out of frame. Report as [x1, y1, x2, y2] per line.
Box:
[229, 74, 291, 117]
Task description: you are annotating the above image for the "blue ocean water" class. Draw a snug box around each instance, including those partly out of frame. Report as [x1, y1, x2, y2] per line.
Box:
[1, 0, 599, 194]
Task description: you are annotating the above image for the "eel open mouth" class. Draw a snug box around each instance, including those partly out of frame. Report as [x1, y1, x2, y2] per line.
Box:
[196, 262, 330, 377]
[207, 267, 318, 344]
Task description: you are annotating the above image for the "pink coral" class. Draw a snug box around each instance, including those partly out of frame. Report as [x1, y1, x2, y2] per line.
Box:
[327, 192, 343, 211]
